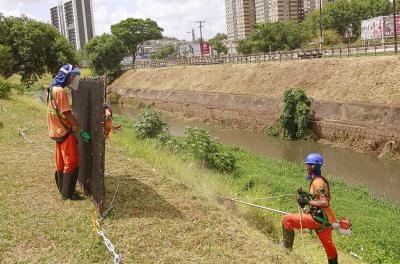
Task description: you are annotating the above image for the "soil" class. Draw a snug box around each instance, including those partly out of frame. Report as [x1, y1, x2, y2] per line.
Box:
[111, 56, 400, 105]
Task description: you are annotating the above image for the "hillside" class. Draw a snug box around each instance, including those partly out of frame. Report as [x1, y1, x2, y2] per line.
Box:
[111, 56, 400, 105]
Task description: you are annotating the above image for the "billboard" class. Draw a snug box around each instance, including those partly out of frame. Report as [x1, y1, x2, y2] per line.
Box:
[201, 43, 210, 55]
[361, 15, 400, 40]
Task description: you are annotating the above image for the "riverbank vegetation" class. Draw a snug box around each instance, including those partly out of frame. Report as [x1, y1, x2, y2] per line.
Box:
[112, 109, 400, 264]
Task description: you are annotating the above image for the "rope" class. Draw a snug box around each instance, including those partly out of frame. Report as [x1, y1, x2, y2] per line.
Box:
[206, 193, 289, 215]
[17, 128, 53, 153]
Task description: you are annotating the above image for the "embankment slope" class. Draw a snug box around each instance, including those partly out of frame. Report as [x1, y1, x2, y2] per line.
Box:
[111, 56, 400, 105]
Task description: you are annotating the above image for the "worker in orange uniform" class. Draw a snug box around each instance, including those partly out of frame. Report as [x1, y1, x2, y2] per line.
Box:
[282, 153, 338, 264]
[47, 64, 90, 200]
[103, 103, 113, 139]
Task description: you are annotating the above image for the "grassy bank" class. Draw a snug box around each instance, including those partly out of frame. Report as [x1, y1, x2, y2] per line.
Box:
[112, 114, 399, 264]
[0, 95, 310, 263]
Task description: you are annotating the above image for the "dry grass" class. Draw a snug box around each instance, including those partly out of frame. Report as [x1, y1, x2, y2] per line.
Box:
[0, 95, 304, 263]
[111, 56, 400, 105]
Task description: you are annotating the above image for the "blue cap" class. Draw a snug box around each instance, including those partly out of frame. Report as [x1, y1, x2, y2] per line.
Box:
[304, 153, 324, 166]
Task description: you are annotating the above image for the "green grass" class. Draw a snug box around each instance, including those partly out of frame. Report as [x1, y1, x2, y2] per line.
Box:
[112, 114, 399, 264]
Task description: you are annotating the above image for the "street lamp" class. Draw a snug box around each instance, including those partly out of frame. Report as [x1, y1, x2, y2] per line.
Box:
[393, 0, 398, 53]
[319, 0, 324, 49]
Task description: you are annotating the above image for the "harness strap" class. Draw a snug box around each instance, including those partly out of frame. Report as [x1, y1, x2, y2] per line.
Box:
[47, 86, 72, 133]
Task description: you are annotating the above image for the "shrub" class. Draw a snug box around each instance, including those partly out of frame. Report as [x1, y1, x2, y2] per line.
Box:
[280, 89, 311, 140]
[264, 123, 280, 137]
[157, 133, 187, 154]
[185, 126, 236, 173]
[133, 108, 167, 138]
[0, 77, 13, 98]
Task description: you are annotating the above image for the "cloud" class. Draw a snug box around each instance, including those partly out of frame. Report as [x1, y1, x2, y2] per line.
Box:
[1, 0, 227, 40]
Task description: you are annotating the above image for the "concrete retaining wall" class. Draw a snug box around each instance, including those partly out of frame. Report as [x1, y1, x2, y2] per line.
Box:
[112, 87, 400, 142]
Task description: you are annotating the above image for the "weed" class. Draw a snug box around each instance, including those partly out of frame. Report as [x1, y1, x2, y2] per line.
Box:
[133, 107, 167, 138]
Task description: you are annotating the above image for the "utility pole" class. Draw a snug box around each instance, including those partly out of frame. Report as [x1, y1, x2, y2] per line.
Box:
[394, 0, 398, 54]
[319, 0, 324, 49]
[196, 21, 205, 58]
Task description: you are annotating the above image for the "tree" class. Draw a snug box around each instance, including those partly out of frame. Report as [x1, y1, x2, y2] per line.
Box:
[0, 15, 77, 84]
[85, 33, 127, 83]
[303, 0, 393, 40]
[236, 39, 256, 55]
[208, 33, 228, 56]
[151, 44, 178, 60]
[111, 18, 163, 64]
[237, 21, 312, 54]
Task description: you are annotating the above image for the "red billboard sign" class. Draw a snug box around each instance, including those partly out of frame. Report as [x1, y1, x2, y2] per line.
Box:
[201, 43, 210, 55]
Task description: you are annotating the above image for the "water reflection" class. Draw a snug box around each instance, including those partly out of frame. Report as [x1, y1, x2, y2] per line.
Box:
[115, 104, 400, 203]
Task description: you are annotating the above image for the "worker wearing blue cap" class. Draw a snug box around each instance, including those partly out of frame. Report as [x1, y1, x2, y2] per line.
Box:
[47, 64, 90, 200]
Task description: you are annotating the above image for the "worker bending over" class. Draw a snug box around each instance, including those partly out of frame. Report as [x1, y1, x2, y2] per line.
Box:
[47, 64, 90, 200]
[282, 153, 338, 264]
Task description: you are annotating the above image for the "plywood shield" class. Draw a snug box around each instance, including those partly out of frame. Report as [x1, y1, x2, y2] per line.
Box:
[72, 78, 105, 210]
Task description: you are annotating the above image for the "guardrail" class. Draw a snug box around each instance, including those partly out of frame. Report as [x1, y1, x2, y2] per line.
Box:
[123, 42, 399, 70]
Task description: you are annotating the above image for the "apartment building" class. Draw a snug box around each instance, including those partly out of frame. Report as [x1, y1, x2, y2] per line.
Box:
[303, 0, 331, 15]
[50, 0, 95, 50]
[254, 0, 303, 23]
[225, 0, 256, 42]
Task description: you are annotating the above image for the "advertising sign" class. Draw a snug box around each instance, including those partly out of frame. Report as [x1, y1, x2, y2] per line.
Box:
[361, 15, 400, 40]
[201, 43, 210, 55]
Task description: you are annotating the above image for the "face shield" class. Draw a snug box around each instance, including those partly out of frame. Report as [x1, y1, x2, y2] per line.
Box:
[70, 75, 81, 91]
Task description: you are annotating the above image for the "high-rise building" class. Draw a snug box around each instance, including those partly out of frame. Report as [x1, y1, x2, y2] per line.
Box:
[50, 0, 95, 50]
[225, 0, 256, 42]
[254, 0, 303, 23]
[303, 0, 331, 16]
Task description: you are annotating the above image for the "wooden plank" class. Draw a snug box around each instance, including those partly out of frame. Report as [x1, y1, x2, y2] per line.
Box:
[72, 78, 105, 210]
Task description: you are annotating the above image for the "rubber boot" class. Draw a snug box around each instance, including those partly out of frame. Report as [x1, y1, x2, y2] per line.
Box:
[55, 171, 63, 194]
[282, 225, 295, 250]
[61, 167, 82, 200]
[328, 257, 338, 264]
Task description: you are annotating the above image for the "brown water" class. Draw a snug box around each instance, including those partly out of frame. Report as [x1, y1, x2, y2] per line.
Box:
[113, 104, 400, 203]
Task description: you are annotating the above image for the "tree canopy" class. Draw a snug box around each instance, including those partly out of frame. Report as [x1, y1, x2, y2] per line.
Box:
[208, 33, 228, 56]
[111, 18, 163, 62]
[237, 21, 311, 54]
[0, 15, 77, 84]
[85, 34, 127, 83]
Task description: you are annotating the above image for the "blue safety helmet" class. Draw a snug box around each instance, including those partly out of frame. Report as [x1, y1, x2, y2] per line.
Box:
[51, 64, 81, 88]
[304, 153, 324, 178]
[304, 153, 324, 166]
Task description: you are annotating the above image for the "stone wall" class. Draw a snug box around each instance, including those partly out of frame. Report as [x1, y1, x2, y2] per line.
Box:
[112, 87, 400, 146]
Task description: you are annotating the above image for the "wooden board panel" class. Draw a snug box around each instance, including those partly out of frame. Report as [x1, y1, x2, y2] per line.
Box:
[72, 78, 105, 210]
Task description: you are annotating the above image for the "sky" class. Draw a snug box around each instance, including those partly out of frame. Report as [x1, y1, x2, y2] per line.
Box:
[0, 0, 227, 40]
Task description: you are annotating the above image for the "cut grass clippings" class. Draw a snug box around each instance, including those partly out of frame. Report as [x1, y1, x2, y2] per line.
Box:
[112, 114, 400, 264]
[1, 95, 306, 263]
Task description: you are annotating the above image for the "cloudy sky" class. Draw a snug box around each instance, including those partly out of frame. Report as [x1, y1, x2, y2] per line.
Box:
[0, 0, 227, 40]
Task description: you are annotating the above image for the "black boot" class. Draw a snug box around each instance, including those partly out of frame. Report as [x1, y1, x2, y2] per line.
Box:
[328, 257, 338, 264]
[282, 225, 295, 250]
[61, 167, 82, 200]
[55, 171, 63, 194]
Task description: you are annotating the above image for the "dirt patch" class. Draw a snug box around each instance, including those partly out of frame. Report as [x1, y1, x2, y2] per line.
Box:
[111, 56, 400, 105]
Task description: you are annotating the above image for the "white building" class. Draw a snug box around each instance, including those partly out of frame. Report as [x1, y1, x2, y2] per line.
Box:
[50, 0, 95, 50]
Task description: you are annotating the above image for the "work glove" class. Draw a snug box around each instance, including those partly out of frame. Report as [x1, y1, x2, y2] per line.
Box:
[297, 195, 310, 208]
[80, 131, 91, 143]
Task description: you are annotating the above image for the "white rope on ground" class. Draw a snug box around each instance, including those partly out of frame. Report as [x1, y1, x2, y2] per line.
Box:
[17, 128, 54, 153]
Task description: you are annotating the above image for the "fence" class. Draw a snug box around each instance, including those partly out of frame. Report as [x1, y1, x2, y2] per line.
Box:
[127, 41, 399, 70]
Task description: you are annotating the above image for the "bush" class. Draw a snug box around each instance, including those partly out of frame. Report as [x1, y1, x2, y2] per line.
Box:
[264, 123, 280, 137]
[280, 89, 311, 140]
[185, 126, 236, 173]
[157, 133, 187, 154]
[133, 108, 167, 138]
[0, 77, 13, 98]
